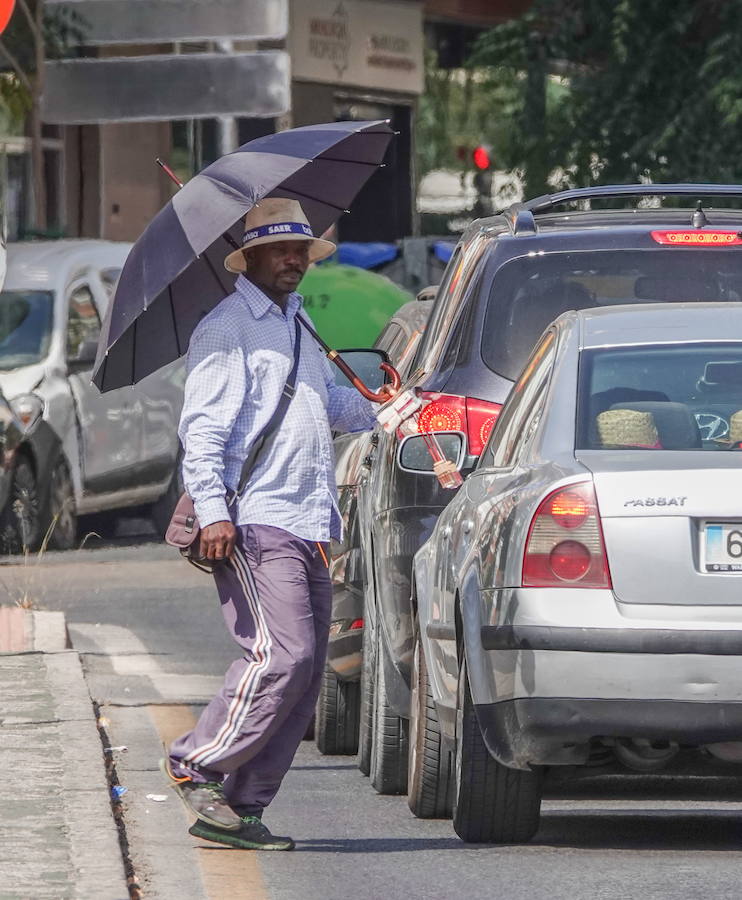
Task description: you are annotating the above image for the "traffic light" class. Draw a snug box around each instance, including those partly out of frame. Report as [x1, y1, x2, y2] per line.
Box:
[472, 144, 494, 217]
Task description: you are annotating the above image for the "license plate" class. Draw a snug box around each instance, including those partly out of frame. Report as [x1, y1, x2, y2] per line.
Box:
[703, 523, 742, 572]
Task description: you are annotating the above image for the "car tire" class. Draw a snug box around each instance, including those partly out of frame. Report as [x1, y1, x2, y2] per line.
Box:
[150, 454, 183, 537]
[357, 623, 375, 776]
[315, 665, 360, 755]
[42, 458, 76, 551]
[407, 630, 453, 818]
[369, 626, 409, 795]
[452, 657, 543, 844]
[0, 457, 39, 554]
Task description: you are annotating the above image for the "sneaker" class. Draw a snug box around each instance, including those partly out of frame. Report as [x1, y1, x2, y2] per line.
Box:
[159, 757, 242, 831]
[189, 816, 295, 851]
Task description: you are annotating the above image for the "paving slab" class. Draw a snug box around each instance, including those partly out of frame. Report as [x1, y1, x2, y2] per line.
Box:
[0, 615, 128, 900]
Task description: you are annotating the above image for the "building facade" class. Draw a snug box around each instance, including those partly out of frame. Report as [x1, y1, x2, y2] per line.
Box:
[5, 0, 529, 244]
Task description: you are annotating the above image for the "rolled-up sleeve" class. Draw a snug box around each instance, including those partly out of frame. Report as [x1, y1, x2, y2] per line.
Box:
[323, 357, 377, 433]
[178, 319, 250, 527]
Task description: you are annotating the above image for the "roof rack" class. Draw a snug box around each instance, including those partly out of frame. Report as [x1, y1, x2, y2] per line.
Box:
[523, 183, 742, 214]
[499, 183, 742, 236]
[502, 205, 537, 235]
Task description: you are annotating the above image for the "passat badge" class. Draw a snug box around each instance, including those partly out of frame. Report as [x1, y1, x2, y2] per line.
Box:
[624, 496, 687, 508]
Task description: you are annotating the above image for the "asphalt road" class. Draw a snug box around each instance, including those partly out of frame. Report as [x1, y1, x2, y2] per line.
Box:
[8, 523, 742, 900]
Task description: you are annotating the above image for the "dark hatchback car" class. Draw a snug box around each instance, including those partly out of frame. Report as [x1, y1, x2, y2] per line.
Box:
[314, 297, 433, 755]
[357, 183, 742, 800]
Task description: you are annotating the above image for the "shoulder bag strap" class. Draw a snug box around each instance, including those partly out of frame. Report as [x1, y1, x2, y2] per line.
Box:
[231, 316, 302, 500]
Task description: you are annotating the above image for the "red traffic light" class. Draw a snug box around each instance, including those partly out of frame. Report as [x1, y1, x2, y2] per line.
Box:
[0, 0, 15, 35]
[472, 145, 491, 170]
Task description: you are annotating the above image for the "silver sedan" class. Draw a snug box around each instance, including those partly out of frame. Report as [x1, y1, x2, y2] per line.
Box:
[410, 302, 742, 843]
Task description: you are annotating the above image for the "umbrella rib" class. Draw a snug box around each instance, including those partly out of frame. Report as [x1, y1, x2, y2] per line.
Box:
[275, 187, 349, 213]
[168, 284, 182, 357]
[131, 315, 137, 386]
[313, 157, 379, 167]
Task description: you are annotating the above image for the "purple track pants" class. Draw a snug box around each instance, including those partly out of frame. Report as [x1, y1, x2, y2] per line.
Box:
[168, 524, 331, 813]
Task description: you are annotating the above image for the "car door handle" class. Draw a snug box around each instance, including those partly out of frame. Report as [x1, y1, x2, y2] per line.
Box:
[462, 520, 473, 534]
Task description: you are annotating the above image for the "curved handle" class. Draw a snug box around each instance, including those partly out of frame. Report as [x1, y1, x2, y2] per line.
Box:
[356, 362, 401, 402]
[331, 356, 402, 402]
[381, 362, 402, 391]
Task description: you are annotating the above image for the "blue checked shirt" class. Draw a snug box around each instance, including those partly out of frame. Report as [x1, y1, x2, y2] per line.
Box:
[179, 275, 377, 541]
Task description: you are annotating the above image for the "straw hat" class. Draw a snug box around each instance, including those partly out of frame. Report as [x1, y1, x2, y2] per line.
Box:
[597, 409, 660, 448]
[729, 410, 742, 445]
[224, 198, 336, 273]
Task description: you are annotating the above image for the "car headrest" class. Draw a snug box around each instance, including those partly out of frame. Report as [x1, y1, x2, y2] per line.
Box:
[597, 409, 661, 448]
[516, 278, 595, 315]
[609, 401, 702, 449]
[633, 275, 719, 302]
[729, 411, 742, 445]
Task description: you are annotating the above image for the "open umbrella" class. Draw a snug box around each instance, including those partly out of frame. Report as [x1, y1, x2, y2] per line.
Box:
[92, 120, 394, 392]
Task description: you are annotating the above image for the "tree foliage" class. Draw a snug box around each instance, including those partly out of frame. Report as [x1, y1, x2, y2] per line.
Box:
[416, 49, 524, 176]
[472, 0, 742, 193]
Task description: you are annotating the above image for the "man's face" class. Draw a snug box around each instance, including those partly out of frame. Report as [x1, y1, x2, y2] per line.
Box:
[243, 241, 311, 294]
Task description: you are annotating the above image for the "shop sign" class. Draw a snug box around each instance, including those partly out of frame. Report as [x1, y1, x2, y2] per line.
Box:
[290, 0, 424, 95]
[42, 52, 290, 124]
[45, 0, 287, 44]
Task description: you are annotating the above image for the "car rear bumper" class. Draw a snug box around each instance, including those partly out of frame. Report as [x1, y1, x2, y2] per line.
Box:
[475, 697, 742, 769]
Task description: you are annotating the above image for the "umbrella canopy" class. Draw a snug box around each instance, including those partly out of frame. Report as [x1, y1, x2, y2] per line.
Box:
[298, 264, 412, 347]
[93, 120, 394, 392]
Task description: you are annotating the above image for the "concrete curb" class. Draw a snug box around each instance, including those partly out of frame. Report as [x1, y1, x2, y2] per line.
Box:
[44, 650, 130, 898]
[0, 607, 69, 652]
[32, 609, 70, 651]
[0, 606, 129, 898]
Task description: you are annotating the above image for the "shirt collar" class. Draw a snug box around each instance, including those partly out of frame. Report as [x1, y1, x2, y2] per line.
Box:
[236, 275, 304, 321]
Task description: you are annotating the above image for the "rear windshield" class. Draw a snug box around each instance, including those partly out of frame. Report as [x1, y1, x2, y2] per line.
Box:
[0, 290, 54, 370]
[482, 249, 742, 380]
[576, 342, 742, 451]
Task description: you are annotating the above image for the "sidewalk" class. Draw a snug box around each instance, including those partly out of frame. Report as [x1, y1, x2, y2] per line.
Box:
[0, 607, 129, 900]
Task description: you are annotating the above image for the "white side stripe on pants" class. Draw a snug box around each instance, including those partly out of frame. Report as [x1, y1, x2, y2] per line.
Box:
[184, 546, 272, 768]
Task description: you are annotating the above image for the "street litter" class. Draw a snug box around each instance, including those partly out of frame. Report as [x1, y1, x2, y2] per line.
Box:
[145, 794, 168, 802]
[104, 745, 128, 753]
[111, 785, 128, 800]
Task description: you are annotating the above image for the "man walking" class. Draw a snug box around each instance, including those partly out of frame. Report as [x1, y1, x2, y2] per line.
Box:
[161, 198, 392, 850]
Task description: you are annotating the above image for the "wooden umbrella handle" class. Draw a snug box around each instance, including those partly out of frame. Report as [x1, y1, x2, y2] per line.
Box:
[328, 352, 402, 402]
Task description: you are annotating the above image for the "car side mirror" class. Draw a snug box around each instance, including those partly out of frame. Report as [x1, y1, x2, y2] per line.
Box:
[333, 348, 391, 392]
[397, 431, 465, 474]
[68, 338, 99, 369]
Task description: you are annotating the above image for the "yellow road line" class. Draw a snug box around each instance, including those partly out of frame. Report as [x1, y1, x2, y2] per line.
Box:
[149, 704, 270, 900]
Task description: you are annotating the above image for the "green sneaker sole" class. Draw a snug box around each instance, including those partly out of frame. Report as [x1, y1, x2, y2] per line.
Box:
[189, 821, 295, 851]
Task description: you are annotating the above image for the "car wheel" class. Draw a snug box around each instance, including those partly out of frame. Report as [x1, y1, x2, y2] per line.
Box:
[369, 625, 409, 795]
[0, 458, 39, 554]
[357, 624, 375, 776]
[452, 657, 543, 844]
[315, 665, 360, 755]
[407, 630, 453, 818]
[42, 458, 76, 551]
[150, 455, 184, 537]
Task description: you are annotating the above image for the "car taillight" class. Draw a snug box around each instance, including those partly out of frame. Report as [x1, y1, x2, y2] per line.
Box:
[522, 482, 612, 588]
[403, 393, 502, 456]
[651, 230, 742, 246]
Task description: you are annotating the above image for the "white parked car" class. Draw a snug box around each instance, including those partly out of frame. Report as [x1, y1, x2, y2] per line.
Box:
[0, 241, 184, 548]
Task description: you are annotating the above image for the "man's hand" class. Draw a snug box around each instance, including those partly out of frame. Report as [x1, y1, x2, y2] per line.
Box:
[374, 384, 400, 404]
[199, 521, 236, 561]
